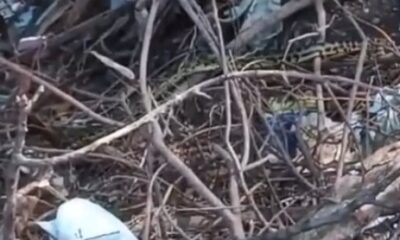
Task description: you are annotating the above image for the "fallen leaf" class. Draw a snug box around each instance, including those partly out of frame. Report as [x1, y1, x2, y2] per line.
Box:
[91, 50, 135, 80]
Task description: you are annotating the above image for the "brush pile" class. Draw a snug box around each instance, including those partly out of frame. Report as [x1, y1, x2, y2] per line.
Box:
[1, 0, 400, 240]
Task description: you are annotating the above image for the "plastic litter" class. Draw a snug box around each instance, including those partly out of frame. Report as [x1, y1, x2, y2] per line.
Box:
[36, 198, 138, 240]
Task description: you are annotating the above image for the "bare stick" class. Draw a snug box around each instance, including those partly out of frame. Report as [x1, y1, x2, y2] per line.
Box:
[333, 0, 368, 186]
[177, 0, 220, 58]
[311, 0, 326, 184]
[227, 0, 318, 51]
[2, 74, 35, 240]
[314, 0, 327, 130]
[138, 1, 165, 239]
[211, 0, 245, 237]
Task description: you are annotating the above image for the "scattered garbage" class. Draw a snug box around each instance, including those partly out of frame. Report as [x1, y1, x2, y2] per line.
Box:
[263, 111, 303, 158]
[225, 0, 283, 49]
[358, 87, 400, 156]
[261, 96, 317, 158]
[36, 198, 138, 240]
[110, 0, 128, 10]
[262, 87, 400, 160]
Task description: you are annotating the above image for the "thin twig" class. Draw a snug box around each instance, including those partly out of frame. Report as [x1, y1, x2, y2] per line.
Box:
[213, 144, 252, 239]
[2, 73, 35, 240]
[333, 0, 368, 186]
[227, 0, 318, 51]
[211, 0, 245, 238]
[139, 0, 158, 113]
[314, 0, 327, 130]
[143, 163, 166, 240]
[138, 1, 167, 239]
[311, 0, 327, 184]
[177, 0, 220, 58]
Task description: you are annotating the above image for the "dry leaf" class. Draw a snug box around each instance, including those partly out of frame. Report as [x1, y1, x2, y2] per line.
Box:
[91, 51, 135, 80]
[15, 195, 40, 237]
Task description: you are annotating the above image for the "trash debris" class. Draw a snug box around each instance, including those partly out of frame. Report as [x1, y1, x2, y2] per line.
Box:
[110, 0, 127, 10]
[263, 111, 303, 158]
[227, 0, 283, 49]
[358, 88, 400, 156]
[261, 96, 317, 158]
[36, 198, 138, 240]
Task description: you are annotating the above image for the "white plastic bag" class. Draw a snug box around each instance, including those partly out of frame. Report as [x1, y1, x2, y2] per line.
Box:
[36, 198, 138, 240]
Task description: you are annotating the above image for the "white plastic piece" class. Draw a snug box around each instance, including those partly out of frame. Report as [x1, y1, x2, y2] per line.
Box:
[36, 198, 138, 240]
